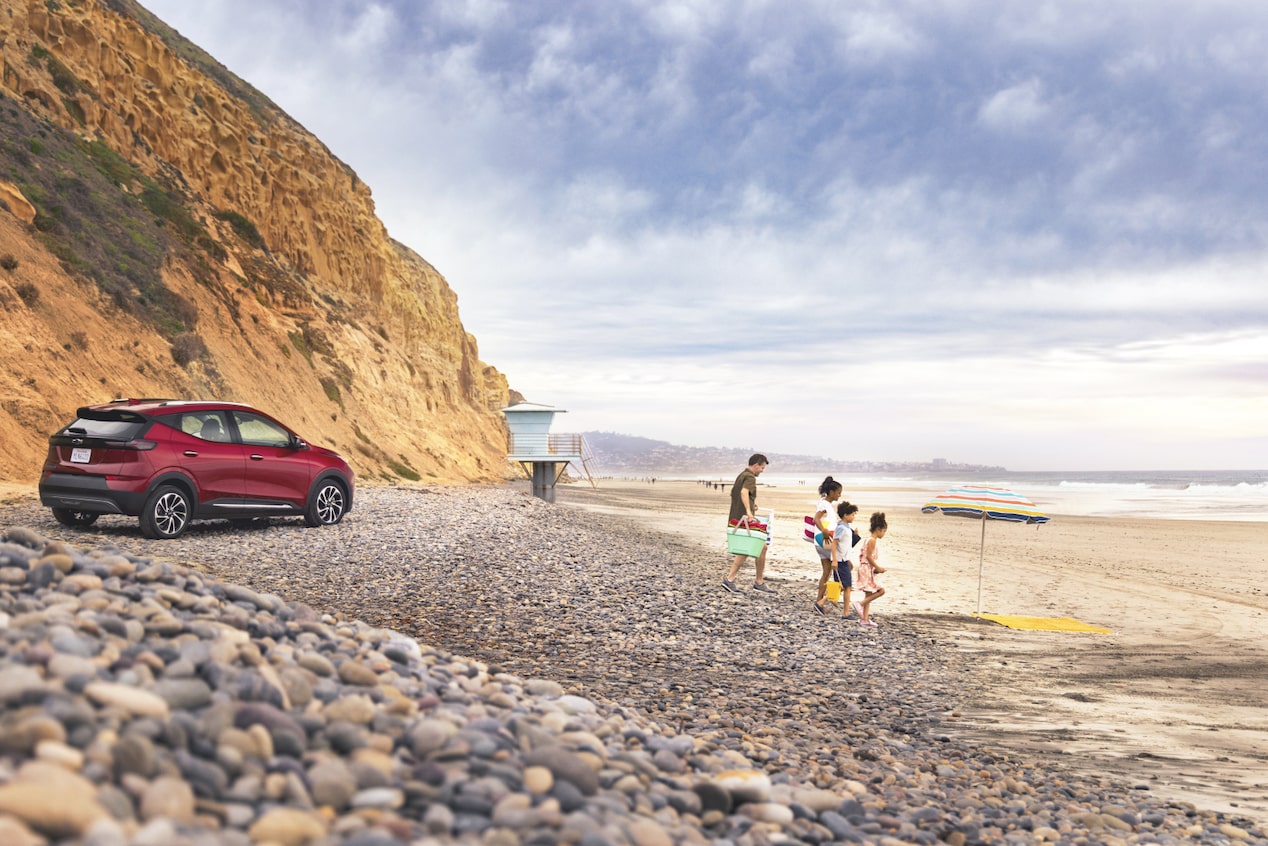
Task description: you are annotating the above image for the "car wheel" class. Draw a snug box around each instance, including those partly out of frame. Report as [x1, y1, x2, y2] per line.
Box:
[51, 508, 100, 528]
[140, 485, 192, 539]
[304, 478, 347, 527]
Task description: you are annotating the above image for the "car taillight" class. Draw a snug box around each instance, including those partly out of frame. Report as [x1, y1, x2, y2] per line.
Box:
[122, 440, 157, 451]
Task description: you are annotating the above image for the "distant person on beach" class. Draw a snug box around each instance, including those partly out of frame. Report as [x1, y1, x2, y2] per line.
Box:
[723, 454, 773, 593]
[853, 512, 888, 626]
[811, 476, 843, 614]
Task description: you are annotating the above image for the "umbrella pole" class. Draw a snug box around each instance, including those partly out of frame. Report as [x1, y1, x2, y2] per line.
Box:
[976, 515, 986, 617]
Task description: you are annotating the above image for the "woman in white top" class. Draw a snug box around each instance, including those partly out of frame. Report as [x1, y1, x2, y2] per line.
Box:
[812, 476, 843, 615]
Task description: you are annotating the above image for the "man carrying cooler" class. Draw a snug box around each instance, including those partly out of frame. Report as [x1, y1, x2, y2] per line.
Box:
[723, 453, 774, 593]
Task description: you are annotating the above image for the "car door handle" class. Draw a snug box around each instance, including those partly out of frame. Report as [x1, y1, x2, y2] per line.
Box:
[184, 450, 198, 457]
[250, 454, 265, 461]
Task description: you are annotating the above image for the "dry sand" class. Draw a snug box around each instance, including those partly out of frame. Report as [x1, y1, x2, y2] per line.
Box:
[554, 477, 1268, 825]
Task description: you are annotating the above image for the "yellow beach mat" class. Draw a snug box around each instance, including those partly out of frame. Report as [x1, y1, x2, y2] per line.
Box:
[978, 614, 1113, 633]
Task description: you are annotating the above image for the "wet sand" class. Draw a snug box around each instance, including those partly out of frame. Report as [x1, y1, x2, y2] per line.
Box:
[554, 477, 1268, 824]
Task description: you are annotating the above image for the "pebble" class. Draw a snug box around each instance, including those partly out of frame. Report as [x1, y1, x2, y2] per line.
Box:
[0, 760, 109, 837]
[83, 682, 169, 718]
[0, 488, 1262, 845]
[138, 776, 195, 823]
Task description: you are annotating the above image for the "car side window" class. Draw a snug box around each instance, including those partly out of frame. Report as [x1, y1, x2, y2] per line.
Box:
[178, 412, 232, 443]
[231, 411, 292, 448]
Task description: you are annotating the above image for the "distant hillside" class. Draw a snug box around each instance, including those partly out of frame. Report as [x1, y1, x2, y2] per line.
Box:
[582, 432, 1004, 477]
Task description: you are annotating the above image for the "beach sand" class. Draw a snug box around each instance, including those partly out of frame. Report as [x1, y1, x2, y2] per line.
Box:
[555, 477, 1268, 824]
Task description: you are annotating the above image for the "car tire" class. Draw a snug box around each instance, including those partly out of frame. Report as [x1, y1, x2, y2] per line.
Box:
[140, 485, 192, 539]
[51, 508, 100, 528]
[304, 478, 347, 527]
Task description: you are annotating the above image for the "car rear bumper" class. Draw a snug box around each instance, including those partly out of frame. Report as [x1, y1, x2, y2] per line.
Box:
[39, 473, 146, 516]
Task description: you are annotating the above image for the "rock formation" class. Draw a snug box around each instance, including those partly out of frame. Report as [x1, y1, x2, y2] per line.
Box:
[0, 0, 514, 485]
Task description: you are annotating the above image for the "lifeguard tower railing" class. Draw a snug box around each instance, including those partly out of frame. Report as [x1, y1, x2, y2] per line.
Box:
[508, 433, 585, 457]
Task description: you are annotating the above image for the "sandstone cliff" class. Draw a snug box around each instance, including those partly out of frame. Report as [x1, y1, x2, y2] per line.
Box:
[0, 0, 516, 486]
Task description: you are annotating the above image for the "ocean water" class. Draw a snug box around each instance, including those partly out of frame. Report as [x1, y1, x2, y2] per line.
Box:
[714, 470, 1268, 523]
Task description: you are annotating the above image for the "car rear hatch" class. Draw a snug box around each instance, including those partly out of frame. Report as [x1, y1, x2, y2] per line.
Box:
[45, 406, 157, 476]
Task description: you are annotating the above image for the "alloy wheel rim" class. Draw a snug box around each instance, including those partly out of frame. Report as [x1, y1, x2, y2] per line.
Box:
[155, 492, 188, 535]
[316, 485, 344, 523]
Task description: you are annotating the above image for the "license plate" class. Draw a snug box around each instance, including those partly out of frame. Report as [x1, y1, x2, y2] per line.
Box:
[70, 448, 92, 464]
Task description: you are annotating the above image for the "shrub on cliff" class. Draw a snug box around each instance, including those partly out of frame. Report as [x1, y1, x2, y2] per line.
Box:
[215, 209, 266, 250]
[14, 281, 39, 306]
[170, 332, 208, 366]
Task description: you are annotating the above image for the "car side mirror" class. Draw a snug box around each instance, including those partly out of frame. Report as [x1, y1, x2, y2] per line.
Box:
[292, 437, 310, 451]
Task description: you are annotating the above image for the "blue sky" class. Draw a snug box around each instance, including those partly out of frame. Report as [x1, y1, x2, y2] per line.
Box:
[140, 0, 1268, 471]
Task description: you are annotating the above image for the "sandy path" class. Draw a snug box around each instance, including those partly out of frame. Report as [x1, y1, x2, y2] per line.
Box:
[554, 478, 1268, 824]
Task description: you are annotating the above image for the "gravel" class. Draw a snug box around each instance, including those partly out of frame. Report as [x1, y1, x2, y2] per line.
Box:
[0, 484, 1263, 844]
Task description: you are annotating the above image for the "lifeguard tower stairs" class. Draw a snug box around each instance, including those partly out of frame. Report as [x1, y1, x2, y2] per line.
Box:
[502, 402, 596, 502]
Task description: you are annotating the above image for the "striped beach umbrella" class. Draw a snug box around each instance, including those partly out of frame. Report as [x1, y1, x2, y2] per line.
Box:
[921, 485, 1049, 616]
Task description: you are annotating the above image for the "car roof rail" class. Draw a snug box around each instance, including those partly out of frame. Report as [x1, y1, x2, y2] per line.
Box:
[102, 397, 182, 406]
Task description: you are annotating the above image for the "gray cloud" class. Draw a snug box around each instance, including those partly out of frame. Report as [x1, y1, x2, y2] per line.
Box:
[141, 0, 1268, 469]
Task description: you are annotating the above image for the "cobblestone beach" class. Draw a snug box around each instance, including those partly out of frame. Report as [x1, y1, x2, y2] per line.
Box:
[0, 485, 1264, 845]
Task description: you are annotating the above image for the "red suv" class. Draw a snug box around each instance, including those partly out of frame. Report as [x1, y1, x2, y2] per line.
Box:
[39, 399, 354, 539]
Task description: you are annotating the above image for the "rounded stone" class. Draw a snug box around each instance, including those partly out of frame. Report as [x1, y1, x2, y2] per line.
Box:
[407, 718, 456, 757]
[714, 769, 771, 803]
[523, 765, 554, 795]
[149, 679, 213, 711]
[308, 758, 356, 810]
[247, 807, 328, 846]
[337, 661, 379, 687]
[0, 761, 108, 838]
[525, 746, 599, 796]
[140, 776, 195, 823]
[84, 682, 169, 718]
[297, 652, 335, 677]
[323, 694, 376, 724]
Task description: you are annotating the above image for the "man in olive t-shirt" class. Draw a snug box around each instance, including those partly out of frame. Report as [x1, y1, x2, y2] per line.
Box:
[723, 453, 773, 593]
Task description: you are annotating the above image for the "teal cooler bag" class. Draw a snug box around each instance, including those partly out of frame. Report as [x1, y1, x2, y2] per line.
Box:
[726, 524, 767, 557]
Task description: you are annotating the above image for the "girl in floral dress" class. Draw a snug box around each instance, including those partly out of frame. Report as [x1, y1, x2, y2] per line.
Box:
[853, 512, 888, 627]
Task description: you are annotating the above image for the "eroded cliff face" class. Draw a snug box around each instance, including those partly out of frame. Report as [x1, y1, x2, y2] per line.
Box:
[0, 0, 513, 485]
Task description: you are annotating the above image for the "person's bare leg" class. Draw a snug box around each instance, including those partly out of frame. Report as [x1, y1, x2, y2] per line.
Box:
[860, 587, 885, 623]
[753, 546, 768, 584]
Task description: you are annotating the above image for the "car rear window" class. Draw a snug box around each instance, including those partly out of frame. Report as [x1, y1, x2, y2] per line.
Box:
[60, 412, 148, 441]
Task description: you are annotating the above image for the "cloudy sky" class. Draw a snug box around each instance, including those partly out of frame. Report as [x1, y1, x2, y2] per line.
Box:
[141, 0, 1268, 472]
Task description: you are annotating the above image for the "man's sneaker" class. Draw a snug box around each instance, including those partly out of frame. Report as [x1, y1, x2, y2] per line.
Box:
[722, 579, 742, 593]
[752, 582, 775, 593]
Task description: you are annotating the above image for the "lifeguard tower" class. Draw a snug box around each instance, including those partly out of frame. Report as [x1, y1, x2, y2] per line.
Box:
[502, 402, 595, 502]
